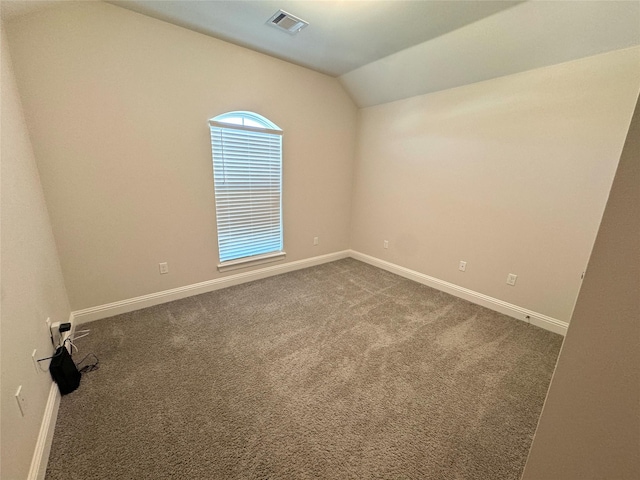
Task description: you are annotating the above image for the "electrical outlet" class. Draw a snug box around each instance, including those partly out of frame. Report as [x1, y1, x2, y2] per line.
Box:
[15, 386, 27, 417]
[507, 273, 517, 286]
[159, 262, 169, 274]
[32, 350, 40, 374]
[51, 322, 62, 346]
[383, 240, 389, 249]
[459, 261, 466, 272]
[45, 317, 55, 347]
[313, 236, 319, 246]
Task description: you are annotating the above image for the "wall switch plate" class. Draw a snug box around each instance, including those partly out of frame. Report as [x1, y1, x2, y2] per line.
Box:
[159, 262, 169, 274]
[15, 386, 27, 417]
[383, 240, 389, 249]
[313, 236, 319, 246]
[507, 273, 517, 286]
[459, 261, 466, 272]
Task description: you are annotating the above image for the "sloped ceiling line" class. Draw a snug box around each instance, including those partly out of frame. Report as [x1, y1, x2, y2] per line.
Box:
[339, 1, 640, 107]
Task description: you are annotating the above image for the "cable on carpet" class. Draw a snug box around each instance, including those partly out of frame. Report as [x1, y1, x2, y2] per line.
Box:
[37, 329, 99, 374]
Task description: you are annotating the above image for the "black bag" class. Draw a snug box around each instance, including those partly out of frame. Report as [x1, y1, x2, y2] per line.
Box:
[49, 346, 81, 395]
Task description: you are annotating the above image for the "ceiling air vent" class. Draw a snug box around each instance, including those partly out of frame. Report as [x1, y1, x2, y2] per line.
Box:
[267, 10, 308, 35]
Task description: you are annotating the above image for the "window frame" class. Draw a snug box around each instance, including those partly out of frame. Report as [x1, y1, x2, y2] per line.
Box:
[209, 111, 285, 271]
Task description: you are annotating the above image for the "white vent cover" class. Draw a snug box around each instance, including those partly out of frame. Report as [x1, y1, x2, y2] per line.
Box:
[267, 10, 308, 35]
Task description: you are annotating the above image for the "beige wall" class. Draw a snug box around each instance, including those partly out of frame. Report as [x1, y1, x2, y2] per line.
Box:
[521, 96, 640, 478]
[350, 47, 640, 322]
[6, 2, 357, 310]
[3, 2, 640, 476]
[1, 25, 71, 479]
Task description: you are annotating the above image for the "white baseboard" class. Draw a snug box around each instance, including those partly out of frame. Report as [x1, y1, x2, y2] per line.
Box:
[72, 251, 350, 324]
[27, 312, 77, 480]
[72, 249, 567, 335]
[349, 250, 568, 336]
[27, 382, 60, 480]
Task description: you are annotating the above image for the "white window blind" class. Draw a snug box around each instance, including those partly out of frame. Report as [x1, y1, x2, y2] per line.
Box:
[209, 113, 283, 265]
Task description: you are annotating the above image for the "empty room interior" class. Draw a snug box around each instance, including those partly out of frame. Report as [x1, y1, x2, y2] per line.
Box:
[1, 0, 639, 479]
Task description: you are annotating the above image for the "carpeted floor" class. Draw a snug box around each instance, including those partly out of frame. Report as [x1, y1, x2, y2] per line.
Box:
[46, 258, 562, 479]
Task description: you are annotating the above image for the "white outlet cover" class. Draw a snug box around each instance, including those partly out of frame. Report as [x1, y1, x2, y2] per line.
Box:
[507, 273, 518, 286]
[32, 349, 40, 374]
[459, 261, 466, 272]
[15, 386, 27, 416]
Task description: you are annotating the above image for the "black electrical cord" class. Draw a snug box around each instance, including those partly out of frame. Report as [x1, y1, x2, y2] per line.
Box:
[74, 352, 100, 373]
[37, 339, 99, 374]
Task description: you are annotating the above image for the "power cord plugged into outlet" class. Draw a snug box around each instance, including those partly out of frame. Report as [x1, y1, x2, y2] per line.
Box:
[50, 322, 62, 346]
[49, 321, 72, 347]
[38, 324, 99, 377]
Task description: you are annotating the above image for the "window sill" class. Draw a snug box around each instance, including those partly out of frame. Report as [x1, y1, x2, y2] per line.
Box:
[217, 251, 286, 273]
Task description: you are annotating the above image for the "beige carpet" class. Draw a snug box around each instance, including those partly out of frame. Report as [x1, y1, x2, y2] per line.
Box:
[46, 259, 562, 479]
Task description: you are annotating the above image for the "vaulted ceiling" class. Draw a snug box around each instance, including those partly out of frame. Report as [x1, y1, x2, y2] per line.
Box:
[3, 1, 639, 107]
[108, 0, 522, 77]
[108, 0, 640, 106]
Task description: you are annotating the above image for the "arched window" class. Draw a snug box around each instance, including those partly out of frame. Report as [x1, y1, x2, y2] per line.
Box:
[209, 111, 284, 269]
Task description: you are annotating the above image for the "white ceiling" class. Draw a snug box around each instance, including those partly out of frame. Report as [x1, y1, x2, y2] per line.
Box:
[108, 0, 522, 77]
[343, 1, 640, 107]
[3, 1, 639, 108]
[106, 0, 640, 107]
